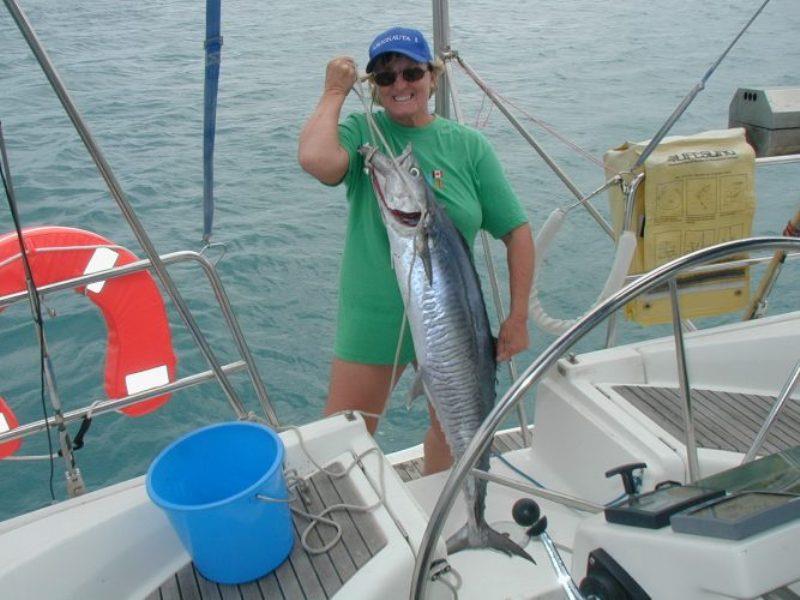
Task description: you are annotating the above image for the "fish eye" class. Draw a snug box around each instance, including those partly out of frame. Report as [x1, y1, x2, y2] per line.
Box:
[409, 167, 420, 178]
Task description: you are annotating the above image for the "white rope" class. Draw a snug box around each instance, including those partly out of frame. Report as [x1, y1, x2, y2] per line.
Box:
[85, 400, 102, 419]
[530, 208, 636, 335]
[430, 559, 463, 599]
[251, 411, 388, 555]
[258, 411, 466, 595]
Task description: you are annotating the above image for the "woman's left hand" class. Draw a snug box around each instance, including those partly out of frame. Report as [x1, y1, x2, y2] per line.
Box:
[497, 223, 535, 363]
[496, 314, 529, 362]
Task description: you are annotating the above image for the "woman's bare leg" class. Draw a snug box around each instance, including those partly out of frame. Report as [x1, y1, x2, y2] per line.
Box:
[325, 358, 406, 434]
[327, 359, 452, 473]
[423, 403, 453, 474]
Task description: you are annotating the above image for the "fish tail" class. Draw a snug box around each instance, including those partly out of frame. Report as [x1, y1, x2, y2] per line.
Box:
[445, 521, 535, 564]
[445, 471, 535, 562]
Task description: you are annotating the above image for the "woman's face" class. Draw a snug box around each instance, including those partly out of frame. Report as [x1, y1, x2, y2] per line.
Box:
[373, 55, 435, 127]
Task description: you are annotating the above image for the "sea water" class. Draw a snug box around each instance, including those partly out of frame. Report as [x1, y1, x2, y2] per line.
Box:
[0, 0, 798, 520]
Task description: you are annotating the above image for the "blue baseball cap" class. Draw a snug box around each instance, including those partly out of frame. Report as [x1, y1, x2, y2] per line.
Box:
[366, 27, 433, 73]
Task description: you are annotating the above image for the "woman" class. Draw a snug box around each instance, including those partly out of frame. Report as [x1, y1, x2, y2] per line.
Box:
[298, 26, 534, 474]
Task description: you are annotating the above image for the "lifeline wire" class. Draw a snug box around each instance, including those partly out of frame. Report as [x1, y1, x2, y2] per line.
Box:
[0, 121, 57, 499]
[465, 76, 604, 170]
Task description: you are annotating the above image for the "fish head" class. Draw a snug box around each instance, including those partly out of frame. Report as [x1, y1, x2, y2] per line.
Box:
[359, 143, 430, 239]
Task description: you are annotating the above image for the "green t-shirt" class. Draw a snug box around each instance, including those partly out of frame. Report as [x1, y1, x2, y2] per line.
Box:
[334, 111, 527, 365]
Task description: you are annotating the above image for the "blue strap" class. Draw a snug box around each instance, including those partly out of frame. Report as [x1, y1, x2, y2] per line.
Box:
[203, 0, 223, 242]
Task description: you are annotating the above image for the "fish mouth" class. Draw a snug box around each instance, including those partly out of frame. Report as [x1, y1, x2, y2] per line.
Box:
[389, 208, 421, 227]
[369, 164, 423, 228]
[379, 193, 421, 227]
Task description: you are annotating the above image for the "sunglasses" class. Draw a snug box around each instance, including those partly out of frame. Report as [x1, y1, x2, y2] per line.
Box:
[372, 66, 429, 87]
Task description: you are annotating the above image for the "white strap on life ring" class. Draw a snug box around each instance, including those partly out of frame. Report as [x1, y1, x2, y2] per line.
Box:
[530, 207, 637, 336]
[83, 247, 119, 293]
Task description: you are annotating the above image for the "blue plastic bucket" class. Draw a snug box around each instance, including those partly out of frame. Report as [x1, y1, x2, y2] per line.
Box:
[146, 421, 293, 584]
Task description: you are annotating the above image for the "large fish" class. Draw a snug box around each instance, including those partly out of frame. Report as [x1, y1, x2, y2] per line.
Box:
[360, 143, 532, 561]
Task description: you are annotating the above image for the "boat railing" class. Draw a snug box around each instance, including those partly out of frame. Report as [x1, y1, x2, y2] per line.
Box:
[3, 0, 280, 496]
[411, 236, 800, 598]
[431, 0, 800, 453]
[450, 57, 800, 340]
[0, 250, 278, 445]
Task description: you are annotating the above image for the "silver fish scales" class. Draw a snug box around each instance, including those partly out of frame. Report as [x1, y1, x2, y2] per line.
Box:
[360, 143, 532, 561]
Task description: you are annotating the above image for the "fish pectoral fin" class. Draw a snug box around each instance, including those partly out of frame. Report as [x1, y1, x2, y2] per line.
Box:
[445, 522, 536, 564]
[405, 368, 429, 410]
[483, 526, 536, 564]
[415, 228, 433, 285]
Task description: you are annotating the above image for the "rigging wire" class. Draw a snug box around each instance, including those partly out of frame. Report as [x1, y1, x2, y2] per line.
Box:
[456, 62, 604, 170]
[633, 0, 772, 168]
[493, 93, 605, 169]
[0, 122, 56, 500]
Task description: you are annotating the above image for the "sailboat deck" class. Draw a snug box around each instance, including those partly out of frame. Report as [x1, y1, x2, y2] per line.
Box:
[148, 463, 386, 600]
[613, 385, 800, 454]
[148, 428, 531, 599]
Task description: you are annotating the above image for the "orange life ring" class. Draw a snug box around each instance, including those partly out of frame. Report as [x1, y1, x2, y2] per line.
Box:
[0, 226, 177, 417]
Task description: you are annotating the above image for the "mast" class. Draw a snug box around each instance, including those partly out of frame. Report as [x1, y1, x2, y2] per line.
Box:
[431, 0, 451, 118]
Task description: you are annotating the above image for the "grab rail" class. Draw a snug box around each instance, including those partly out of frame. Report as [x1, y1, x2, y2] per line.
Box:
[743, 359, 800, 464]
[411, 236, 800, 598]
[0, 362, 247, 445]
[0, 250, 279, 430]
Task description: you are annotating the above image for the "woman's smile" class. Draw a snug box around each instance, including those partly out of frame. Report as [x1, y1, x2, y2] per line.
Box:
[375, 56, 435, 127]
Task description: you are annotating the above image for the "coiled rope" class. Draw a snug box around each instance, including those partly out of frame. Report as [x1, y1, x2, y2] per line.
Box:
[254, 410, 463, 596]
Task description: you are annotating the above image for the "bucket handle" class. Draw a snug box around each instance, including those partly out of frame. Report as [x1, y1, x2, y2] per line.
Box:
[254, 468, 303, 505]
[255, 492, 294, 504]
